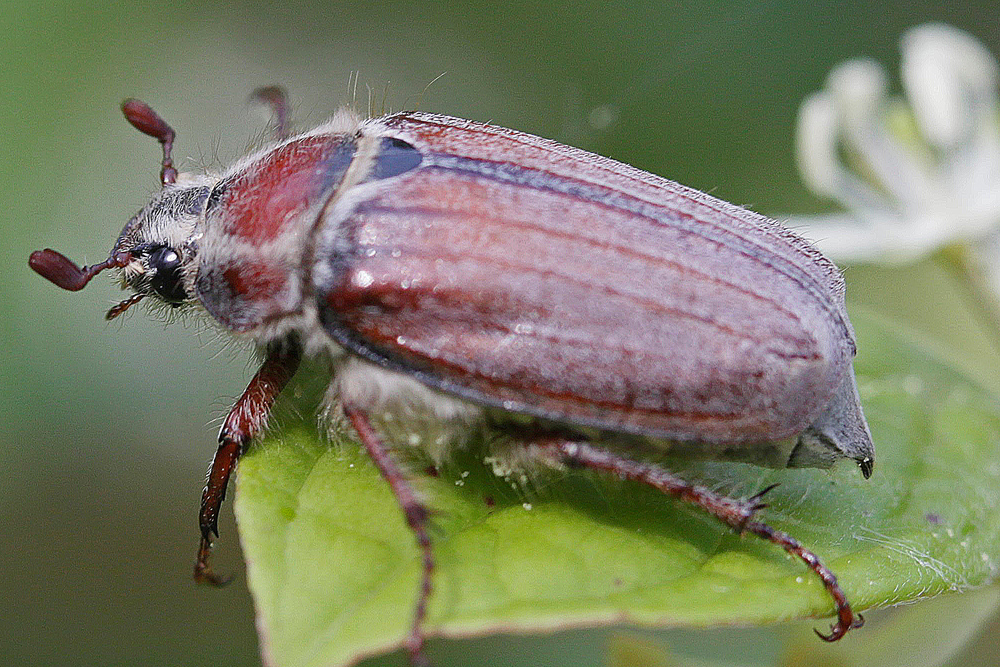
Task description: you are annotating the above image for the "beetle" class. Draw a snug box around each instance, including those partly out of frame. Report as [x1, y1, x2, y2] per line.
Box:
[30, 87, 873, 665]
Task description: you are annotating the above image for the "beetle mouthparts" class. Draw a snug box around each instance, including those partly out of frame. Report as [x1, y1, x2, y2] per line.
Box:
[29, 248, 128, 292]
[106, 293, 146, 320]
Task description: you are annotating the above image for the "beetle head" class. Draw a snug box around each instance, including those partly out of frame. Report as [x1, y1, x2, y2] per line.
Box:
[30, 100, 212, 320]
[106, 182, 213, 317]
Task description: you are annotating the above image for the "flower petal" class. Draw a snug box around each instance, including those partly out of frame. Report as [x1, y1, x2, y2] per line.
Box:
[827, 59, 935, 207]
[788, 209, 960, 264]
[901, 23, 999, 149]
[786, 212, 899, 263]
[796, 90, 893, 211]
[968, 232, 1000, 298]
[826, 58, 887, 129]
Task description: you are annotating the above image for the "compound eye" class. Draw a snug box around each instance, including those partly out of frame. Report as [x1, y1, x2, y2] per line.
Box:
[147, 246, 188, 303]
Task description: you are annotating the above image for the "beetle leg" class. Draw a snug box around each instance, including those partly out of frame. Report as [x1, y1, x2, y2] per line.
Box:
[745, 482, 780, 512]
[195, 342, 302, 586]
[532, 440, 863, 642]
[250, 86, 291, 140]
[343, 405, 434, 667]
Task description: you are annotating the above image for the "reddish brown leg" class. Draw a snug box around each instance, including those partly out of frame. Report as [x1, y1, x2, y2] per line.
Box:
[195, 344, 301, 585]
[250, 86, 291, 140]
[534, 440, 863, 641]
[344, 406, 433, 667]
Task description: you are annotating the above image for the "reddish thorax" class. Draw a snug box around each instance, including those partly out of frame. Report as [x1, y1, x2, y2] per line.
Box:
[219, 135, 344, 244]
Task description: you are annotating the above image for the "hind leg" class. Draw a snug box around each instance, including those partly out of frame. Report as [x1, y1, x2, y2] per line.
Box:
[528, 439, 863, 641]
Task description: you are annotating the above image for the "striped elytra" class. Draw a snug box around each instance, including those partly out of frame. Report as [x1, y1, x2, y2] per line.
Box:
[315, 112, 863, 450]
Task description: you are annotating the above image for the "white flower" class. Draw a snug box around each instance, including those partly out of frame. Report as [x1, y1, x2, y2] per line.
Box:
[788, 23, 1000, 295]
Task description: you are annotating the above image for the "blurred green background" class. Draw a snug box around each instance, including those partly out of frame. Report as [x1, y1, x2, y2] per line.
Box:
[5, 1, 1000, 665]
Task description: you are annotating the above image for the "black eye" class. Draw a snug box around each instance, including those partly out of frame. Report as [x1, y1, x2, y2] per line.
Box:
[147, 246, 188, 304]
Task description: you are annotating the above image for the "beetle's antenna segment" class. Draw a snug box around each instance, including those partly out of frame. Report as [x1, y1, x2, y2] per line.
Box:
[122, 99, 178, 186]
[250, 86, 291, 140]
[196, 344, 302, 586]
[29, 248, 129, 292]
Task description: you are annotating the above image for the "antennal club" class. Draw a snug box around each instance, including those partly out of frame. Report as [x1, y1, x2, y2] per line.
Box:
[122, 99, 178, 186]
[29, 248, 129, 292]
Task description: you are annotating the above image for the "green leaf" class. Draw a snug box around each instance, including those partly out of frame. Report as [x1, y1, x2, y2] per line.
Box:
[235, 309, 1000, 667]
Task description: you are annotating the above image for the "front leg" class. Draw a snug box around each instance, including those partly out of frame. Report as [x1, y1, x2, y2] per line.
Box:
[195, 342, 302, 585]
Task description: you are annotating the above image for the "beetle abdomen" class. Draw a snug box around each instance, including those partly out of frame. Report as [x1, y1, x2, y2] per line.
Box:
[312, 113, 854, 444]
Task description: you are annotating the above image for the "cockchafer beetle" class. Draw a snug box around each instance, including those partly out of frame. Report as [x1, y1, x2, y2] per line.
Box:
[30, 87, 874, 664]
